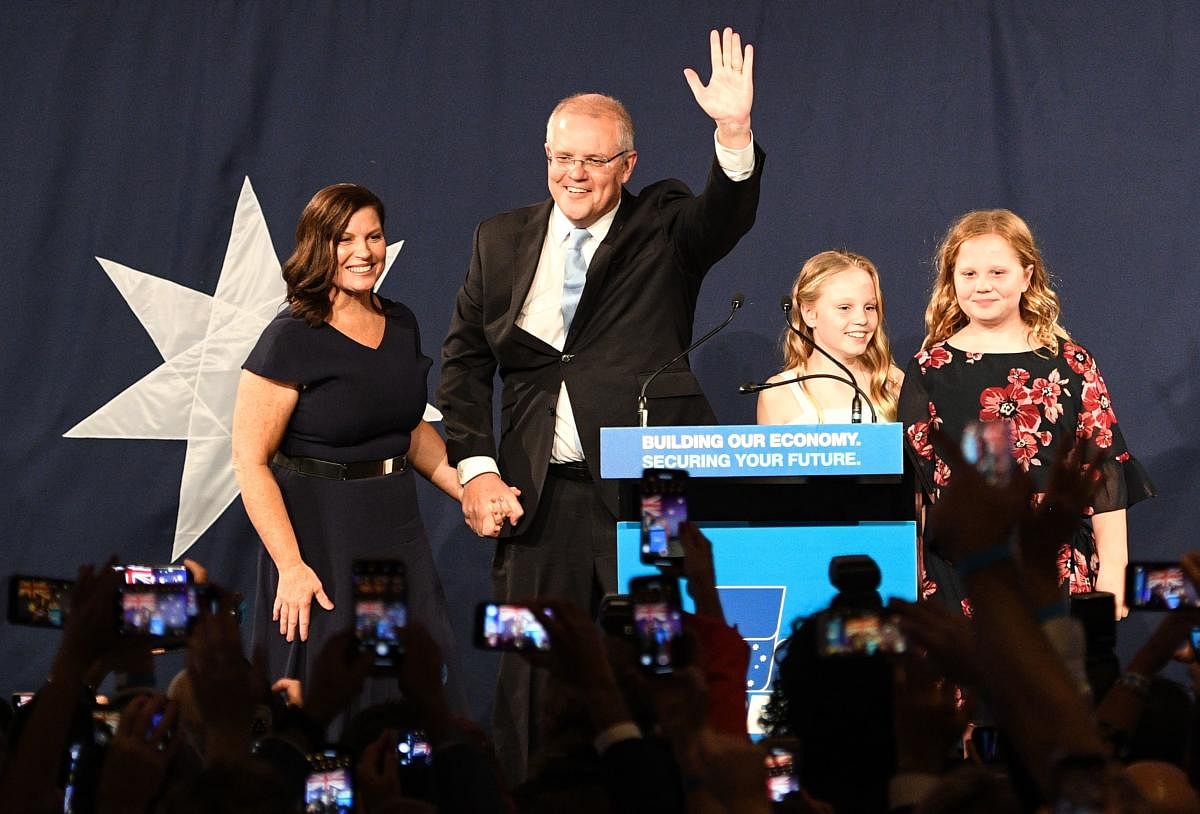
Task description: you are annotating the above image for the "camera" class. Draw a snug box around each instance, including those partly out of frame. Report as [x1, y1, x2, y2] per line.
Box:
[816, 555, 906, 658]
[640, 468, 688, 566]
[474, 602, 551, 651]
[352, 560, 407, 669]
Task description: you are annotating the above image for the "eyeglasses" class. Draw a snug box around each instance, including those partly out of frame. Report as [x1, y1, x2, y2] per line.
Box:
[545, 150, 630, 172]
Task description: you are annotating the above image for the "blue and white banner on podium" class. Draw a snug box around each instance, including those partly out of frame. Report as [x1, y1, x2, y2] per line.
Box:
[600, 423, 903, 478]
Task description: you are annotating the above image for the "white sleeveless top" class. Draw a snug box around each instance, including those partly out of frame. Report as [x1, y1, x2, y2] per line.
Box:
[783, 378, 877, 424]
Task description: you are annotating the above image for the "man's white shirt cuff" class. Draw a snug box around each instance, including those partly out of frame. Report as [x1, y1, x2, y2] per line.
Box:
[713, 129, 755, 181]
[457, 456, 500, 487]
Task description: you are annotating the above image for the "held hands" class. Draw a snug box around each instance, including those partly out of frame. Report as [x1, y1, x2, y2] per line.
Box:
[684, 27, 754, 148]
[461, 472, 523, 538]
[274, 560, 334, 642]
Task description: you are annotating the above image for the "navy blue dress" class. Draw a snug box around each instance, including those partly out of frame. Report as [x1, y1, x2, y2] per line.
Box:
[243, 297, 464, 712]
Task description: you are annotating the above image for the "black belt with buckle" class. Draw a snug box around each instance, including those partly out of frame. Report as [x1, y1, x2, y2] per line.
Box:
[547, 461, 592, 482]
[272, 451, 408, 480]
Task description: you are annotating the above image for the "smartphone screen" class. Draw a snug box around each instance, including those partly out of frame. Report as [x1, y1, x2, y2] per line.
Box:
[352, 560, 407, 669]
[306, 751, 354, 814]
[1126, 562, 1200, 611]
[630, 575, 684, 674]
[117, 583, 199, 641]
[474, 602, 550, 651]
[11, 692, 34, 709]
[7, 575, 74, 628]
[397, 729, 433, 767]
[114, 563, 189, 585]
[765, 746, 801, 802]
[640, 468, 688, 566]
[818, 609, 907, 657]
[961, 419, 1013, 484]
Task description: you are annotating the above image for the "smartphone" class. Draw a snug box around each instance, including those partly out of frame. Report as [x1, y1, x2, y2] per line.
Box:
[629, 574, 684, 675]
[1190, 627, 1200, 654]
[640, 468, 688, 566]
[306, 750, 354, 814]
[114, 563, 190, 585]
[397, 728, 433, 767]
[473, 602, 551, 651]
[352, 560, 407, 669]
[7, 575, 74, 628]
[1126, 562, 1200, 611]
[817, 608, 907, 657]
[11, 691, 34, 709]
[961, 419, 1014, 484]
[762, 741, 801, 802]
[598, 593, 635, 640]
[116, 582, 202, 643]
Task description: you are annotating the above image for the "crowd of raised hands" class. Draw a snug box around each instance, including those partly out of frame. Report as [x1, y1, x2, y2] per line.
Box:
[3, 434, 1200, 812]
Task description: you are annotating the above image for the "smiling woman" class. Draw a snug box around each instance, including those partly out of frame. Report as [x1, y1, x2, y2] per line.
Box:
[230, 183, 468, 713]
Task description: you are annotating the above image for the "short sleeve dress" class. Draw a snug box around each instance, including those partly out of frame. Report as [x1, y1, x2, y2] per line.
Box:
[242, 297, 463, 710]
[898, 339, 1155, 613]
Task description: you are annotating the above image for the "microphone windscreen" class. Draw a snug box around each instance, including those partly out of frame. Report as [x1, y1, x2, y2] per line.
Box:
[731, 292, 745, 309]
[779, 295, 792, 312]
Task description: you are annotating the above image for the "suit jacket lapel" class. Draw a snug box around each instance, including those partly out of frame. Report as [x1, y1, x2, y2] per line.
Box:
[507, 200, 553, 328]
[507, 200, 560, 355]
[564, 188, 631, 348]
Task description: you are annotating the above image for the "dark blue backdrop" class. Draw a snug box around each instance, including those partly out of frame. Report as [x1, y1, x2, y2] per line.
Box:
[2, 2, 1197, 723]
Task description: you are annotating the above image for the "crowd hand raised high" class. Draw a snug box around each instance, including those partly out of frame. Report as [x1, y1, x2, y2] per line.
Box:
[684, 27, 754, 146]
[96, 692, 180, 813]
[925, 428, 1027, 564]
[889, 598, 981, 690]
[1015, 437, 1105, 608]
[301, 629, 372, 729]
[397, 623, 452, 734]
[273, 559, 334, 642]
[461, 472, 523, 538]
[186, 589, 262, 761]
[357, 730, 437, 814]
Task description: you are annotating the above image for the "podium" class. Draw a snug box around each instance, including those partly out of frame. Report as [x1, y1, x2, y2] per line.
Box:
[600, 423, 918, 733]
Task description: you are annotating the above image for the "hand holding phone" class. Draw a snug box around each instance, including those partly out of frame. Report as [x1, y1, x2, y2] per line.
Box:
[640, 468, 689, 566]
[1126, 562, 1200, 611]
[629, 574, 685, 674]
[353, 560, 408, 670]
[306, 750, 354, 814]
[474, 602, 551, 651]
[817, 608, 907, 657]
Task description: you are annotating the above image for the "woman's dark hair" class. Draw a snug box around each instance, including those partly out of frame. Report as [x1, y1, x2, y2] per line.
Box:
[282, 183, 385, 326]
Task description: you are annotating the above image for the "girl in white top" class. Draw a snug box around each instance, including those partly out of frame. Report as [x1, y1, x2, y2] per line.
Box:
[757, 250, 903, 424]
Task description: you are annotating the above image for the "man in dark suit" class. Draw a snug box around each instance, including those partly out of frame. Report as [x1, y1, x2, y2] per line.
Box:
[437, 27, 763, 784]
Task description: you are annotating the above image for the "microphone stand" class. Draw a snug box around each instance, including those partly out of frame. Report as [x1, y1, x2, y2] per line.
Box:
[638, 293, 744, 427]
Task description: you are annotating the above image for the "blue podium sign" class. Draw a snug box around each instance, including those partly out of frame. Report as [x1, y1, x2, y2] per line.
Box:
[600, 423, 903, 478]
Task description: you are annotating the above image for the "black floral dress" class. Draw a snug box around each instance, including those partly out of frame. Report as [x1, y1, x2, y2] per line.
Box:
[899, 339, 1154, 614]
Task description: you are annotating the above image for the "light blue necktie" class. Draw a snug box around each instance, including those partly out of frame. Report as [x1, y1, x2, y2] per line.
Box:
[561, 227, 590, 334]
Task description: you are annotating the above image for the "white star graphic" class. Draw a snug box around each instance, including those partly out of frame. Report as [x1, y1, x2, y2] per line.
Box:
[65, 177, 419, 560]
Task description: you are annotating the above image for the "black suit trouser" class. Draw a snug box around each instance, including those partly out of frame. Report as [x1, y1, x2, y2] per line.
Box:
[490, 466, 618, 787]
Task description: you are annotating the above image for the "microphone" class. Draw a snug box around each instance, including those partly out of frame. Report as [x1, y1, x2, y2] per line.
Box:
[637, 293, 744, 427]
[749, 296, 876, 423]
